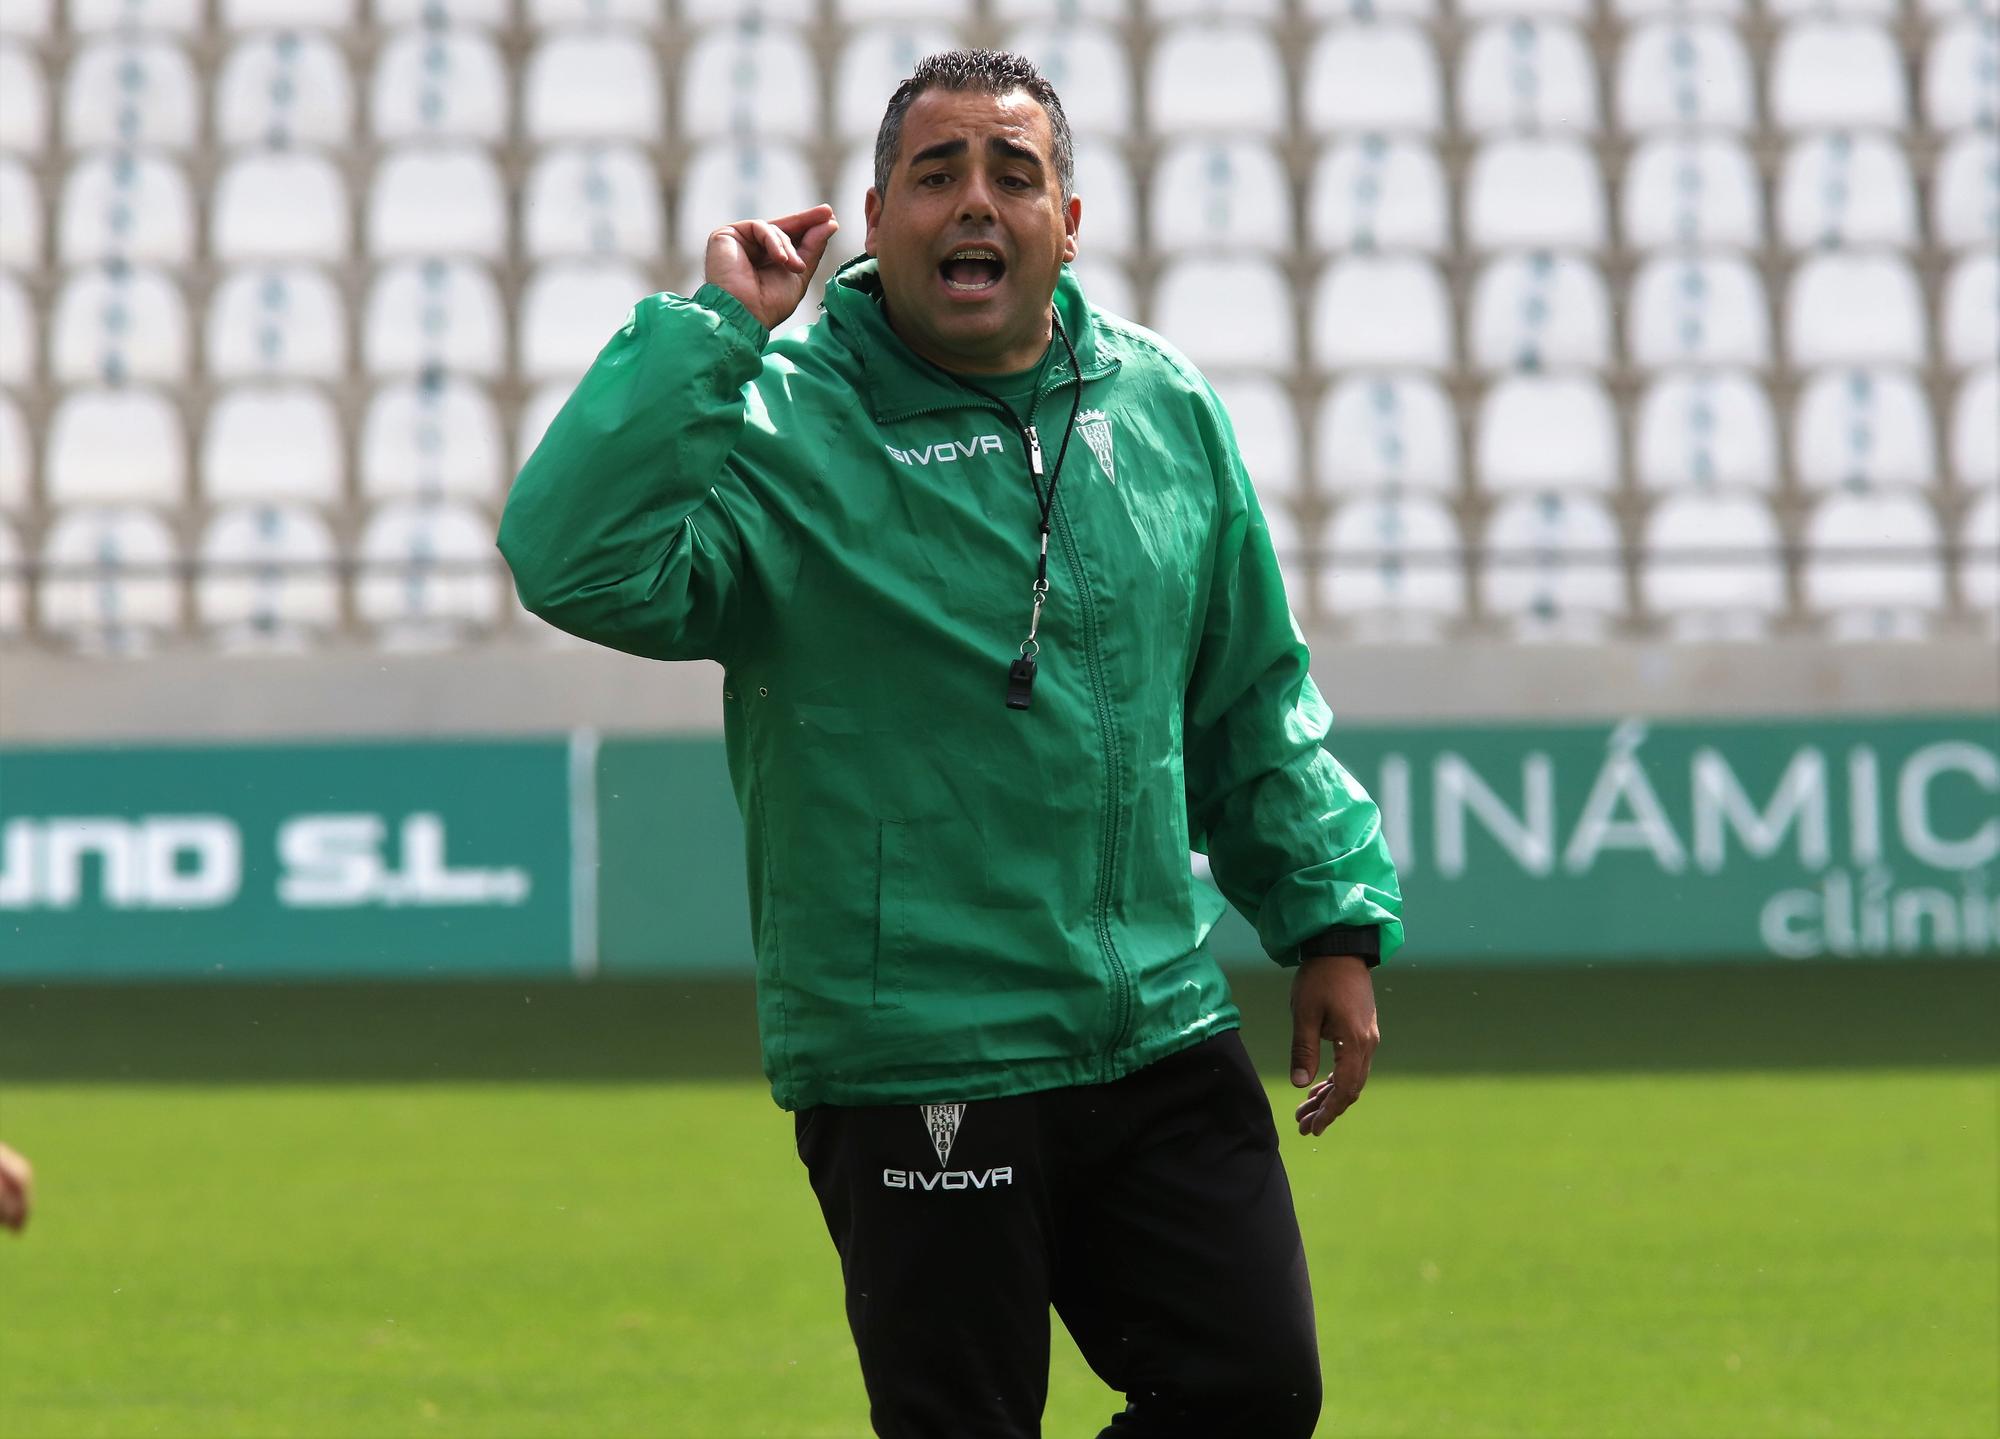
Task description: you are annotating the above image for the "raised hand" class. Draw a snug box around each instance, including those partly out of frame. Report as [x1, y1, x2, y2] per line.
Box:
[703, 204, 842, 332]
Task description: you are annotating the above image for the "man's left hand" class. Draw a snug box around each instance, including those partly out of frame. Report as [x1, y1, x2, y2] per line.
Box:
[1287, 954, 1379, 1137]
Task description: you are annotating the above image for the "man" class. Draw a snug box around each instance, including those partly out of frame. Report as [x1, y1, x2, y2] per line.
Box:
[499, 49, 1402, 1439]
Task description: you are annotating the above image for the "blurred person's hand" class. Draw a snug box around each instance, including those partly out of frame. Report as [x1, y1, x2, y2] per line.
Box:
[0, 1142, 32, 1232]
[1288, 954, 1380, 1137]
[704, 204, 842, 332]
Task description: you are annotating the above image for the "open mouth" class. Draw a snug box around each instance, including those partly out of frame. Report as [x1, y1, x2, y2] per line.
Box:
[939, 246, 1006, 293]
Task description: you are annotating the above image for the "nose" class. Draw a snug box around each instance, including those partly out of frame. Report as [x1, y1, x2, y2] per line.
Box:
[958, 169, 998, 224]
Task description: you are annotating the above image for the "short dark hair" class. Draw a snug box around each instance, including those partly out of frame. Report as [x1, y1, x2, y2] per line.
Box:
[872, 49, 1075, 203]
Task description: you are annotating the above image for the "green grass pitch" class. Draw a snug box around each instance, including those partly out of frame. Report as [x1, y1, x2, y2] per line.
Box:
[1, 967, 1996, 1437]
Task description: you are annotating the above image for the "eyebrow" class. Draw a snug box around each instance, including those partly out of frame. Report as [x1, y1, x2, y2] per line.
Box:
[907, 135, 1047, 174]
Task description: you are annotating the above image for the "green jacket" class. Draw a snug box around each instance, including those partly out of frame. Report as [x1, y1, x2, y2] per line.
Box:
[497, 256, 1404, 1109]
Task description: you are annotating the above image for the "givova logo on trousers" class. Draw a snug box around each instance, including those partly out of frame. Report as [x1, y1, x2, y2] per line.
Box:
[882, 1102, 1014, 1191]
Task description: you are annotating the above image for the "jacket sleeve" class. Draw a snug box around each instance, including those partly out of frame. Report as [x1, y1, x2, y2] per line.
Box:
[496, 283, 774, 663]
[1181, 381, 1406, 968]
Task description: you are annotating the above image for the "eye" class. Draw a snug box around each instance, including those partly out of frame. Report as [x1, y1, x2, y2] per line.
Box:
[919, 172, 950, 187]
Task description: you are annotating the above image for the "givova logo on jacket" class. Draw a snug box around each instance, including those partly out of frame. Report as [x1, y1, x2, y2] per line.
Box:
[881, 1102, 1014, 1191]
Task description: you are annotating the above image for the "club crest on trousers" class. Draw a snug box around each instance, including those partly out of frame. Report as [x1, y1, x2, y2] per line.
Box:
[920, 1103, 966, 1167]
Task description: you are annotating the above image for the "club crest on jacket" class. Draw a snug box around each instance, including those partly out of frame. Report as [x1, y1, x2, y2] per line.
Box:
[1078, 409, 1115, 484]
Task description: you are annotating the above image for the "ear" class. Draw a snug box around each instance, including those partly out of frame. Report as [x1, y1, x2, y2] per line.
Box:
[1061, 194, 1081, 265]
[863, 186, 883, 256]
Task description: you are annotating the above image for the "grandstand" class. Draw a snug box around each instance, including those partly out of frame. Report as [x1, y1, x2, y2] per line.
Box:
[0, 0, 1995, 658]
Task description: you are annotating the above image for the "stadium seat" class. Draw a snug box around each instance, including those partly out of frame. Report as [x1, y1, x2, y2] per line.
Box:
[677, 141, 817, 257]
[1770, 22, 1908, 131]
[1467, 253, 1611, 373]
[1070, 139, 1136, 257]
[523, 29, 663, 143]
[1627, 253, 1772, 369]
[1311, 256, 1453, 370]
[1640, 491, 1785, 639]
[0, 396, 29, 510]
[1147, 22, 1288, 136]
[374, 0, 509, 27]
[1004, 0, 1128, 18]
[1942, 254, 1998, 370]
[1, 42, 47, 155]
[200, 384, 344, 505]
[370, 28, 509, 143]
[1802, 491, 1945, 639]
[835, 25, 961, 141]
[50, 264, 189, 384]
[1951, 366, 1998, 492]
[1208, 376, 1302, 500]
[220, 0, 356, 26]
[367, 146, 507, 260]
[1003, 24, 1132, 139]
[1614, 20, 1757, 134]
[1612, 0, 1743, 13]
[1258, 497, 1320, 614]
[58, 152, 195, 265]
[62, 37, 199, 150]
[0, 157, 37, 270]
[211, 152, 351, 263]
[527, 0, 662, 24]
[523, 145, 664, 261]
[1301, 24, 1444, 135]
[1792, 369, 1936, 494]
[1151, 139, 1292, 256]
[1476, 376, 1619, 492]
[1776, 132, 1918, 250]
[37, 506, 182, 650]
[1934, 131, 2000, 252]
[1324, 492, 1466, 638]
[363, 259, 506, 379]
[46, 387, 185, 505]
[1458, 20, 1599, 135]
[0, 272, 27, 385]
[1620, 135, 1764, 251]
[520, 261, 650, 383]
[1307, 136, 1449, 254]
[354, 497, 504, 645]
[1766, 0, 1898, 15]
[1633, 370, 1779, 492]
[1315, 374, 1461, 495]
[1961, 490, 1999, 621]
[0, 516, 21, 635]
[1065, 259, 1136, 321]
[0, 0, 49, 38]
[1464, 139, 1606, 250]
[679, 22, 817, 142]
[1157, 0, 1282, 15]
[1480, 492, 1625, 641]
[1785, 253, 1927, 368]
[362, 375, 504, 504]
[195, 503, 341, 649]
[213, 33, 355, 150]
[1152, 258, 1296, 371]
[1459, 0, 1590, 14]
[206, 265, 347, 380]
[1925, 17, 2000, 133]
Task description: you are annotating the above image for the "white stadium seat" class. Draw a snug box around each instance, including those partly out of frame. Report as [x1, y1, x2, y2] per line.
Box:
[1628, 253, 1771, 369]
[1004, 24, 1132, 139]
[363, 259, 507, 379]
[1303, 0, 1437, 15]
[1002, 0, 1127, 17]
[1802, 491, 1945, 639]
[1620, 136, 1763, 250]
[1951, 367, 1999, 492]
[1942, 254, 1999, 369]
[206, 265, 347, 381]
[362, 375, 505, 504]
[1070, 140, 1136, 257]
[1259, 495, 1319, 612]
[51, 265, 189, 384]
[0, 158, 37, 270]
[38, 506, 182, 649]
[0, 0, 49, 38]
[1155, 0, 1282, 14]
[1325, 493, 1466, 637]
[835, 25, 960, 141]
[196, 503, 342, 649]
[1641, 492, 1784, 638]
[1153, 258, 1296, 371]
[835, 0, 972, 17]
[58, 152, 195, 265]
[355, 498, 504, 644]
[1148, 23, 1288, 136]
[1467, 253, 1611, 373]
[214, 33, 355, 151]
[1766, 0, 1897, 15]
[63, 38, 199, 150]
[1777, 132, 1918, 251]
[1312, 256, 1453, 370]
[1925, 17, 2000, 133]
[1792, 369, 1937, 494]
[1480, 492, 1625, 641]
[370, 29, 509, 143]
[220, 0, 357, 26]
[0, 516, 21, 635]
[1770, 22, 1908, 131]
[1476, 376, 1618, 493]
[1065, 259, 1136, 321]
[677, 142, 817, 257]
[524, 145, 664, 261]
[679, 23, 817, 142]
[1316, 375, 1460, 495]
[1634, 370, 1779, 493]
[0, 272, 28, 385]
[528, 0, 662, 22]
[200, 385, 344, 505]
[1458, 20, 1599, 135]
[1, 43, 47, 155]
[1615, 20, 1757, 134]
[0, 396, 28, 510]
[1934, 131, 2000, 252]
[1308, 136, 1448, 254]
[1151, 139, 1292, 255]
[523, 30, 663, 143]
[1464, 139, 1605, 250]
[367, 146, 508, 260]
[1617, 0, 1743, 12]
[1302, 24, 1444, 135]
[520, 261, 650, 383]
[1962, 491, 1999, 621]
[211, 152, 351, 263]
[46, 387, 185, 505]
[1786, 253, 1927, 368]
[1459, 0, 1589, 14]
[1209, 376, 1303, 500]
[374, 0, 509, 27]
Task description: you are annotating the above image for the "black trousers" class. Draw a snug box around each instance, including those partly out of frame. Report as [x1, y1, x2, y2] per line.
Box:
[793, 1029, 1321, 1439]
